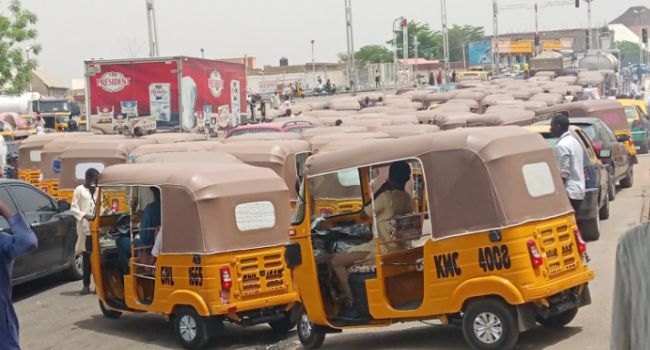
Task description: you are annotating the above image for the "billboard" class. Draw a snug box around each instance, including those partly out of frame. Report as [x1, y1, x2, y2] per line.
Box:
[468, 40, 493, 65]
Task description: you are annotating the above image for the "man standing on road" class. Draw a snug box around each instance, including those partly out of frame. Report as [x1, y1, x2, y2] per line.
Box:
[550, 114, 585, 211]
[0, 199, 38, 350]
[374, 69, 381, 89]
[71, 168, 99, 295]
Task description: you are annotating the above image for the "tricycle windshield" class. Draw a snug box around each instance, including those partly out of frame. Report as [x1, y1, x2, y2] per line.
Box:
[308, 168, 363, 219]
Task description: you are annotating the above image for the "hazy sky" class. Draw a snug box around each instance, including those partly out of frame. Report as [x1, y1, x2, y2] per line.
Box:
[20, 0, 643, 84]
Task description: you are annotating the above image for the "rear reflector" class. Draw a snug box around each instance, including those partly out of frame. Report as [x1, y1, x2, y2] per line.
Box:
[574, 227, 587, 254]
[527, 240, 544, 268]
[220, 266, 232, 290]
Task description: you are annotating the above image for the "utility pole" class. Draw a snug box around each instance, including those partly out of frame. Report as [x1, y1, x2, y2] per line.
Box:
[441, 0, 450, 82]
[145, 0, 160, 57]
[344, 0, 356, 95]
[534, 2, 539, 56]
[392, 17, 403, 87]
[414, 35, 419, 86]
[634, 9, 646, 65]
[584, 0, 594, 50]
[402, 19, 409, 84]
[311, 40, 315, 73]
[492, 0, 500, 73]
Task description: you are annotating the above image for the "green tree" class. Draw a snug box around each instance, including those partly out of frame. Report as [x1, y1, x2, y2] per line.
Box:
[616, 41, 642, 65]
[390, 21, 442, 60]
[0, 0, 40, 94]
[354, 45, 394, 63]
[448, 25, 485, 63]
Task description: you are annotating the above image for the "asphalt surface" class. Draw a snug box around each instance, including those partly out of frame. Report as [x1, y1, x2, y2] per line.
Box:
[14, 155, 650, 350]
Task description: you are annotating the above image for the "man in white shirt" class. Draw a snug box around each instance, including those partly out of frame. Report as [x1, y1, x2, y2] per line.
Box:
[550, 114, 585, 211]
[70, 168, 99, 295]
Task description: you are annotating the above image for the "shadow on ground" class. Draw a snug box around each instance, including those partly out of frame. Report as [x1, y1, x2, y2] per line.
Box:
[75, 314, 296, 350]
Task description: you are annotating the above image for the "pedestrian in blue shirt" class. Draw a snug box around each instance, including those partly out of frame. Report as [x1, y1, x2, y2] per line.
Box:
[0, 200, 38, 350]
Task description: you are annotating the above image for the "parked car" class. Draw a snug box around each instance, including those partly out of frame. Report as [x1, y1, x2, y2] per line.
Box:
[225, 120, 314, 138]
[527, 124, 609, 240]
[567, 118, 634, 198]
[1, 180, 80, 285]
[618, 98, 650, 154]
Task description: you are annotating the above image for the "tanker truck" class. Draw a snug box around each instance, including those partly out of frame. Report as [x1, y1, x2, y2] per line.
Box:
[0, 92, 80, 132]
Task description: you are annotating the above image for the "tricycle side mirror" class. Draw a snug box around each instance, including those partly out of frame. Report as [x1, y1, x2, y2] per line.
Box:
[57, 200, 71, 212]
[599, 149, 612, 158]
[617, 134, 630, 142]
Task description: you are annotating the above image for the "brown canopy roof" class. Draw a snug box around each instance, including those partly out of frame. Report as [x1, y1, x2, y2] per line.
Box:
[100, 162, 290, 254]
[300, 126, 368, 140]
[133, 151, 241, 164]
[375, 124, 440, 137]
[467, 110, 535, 127]
[129, 141, 215, 160]
[58, 138, 156, 188]
[18, 133, 92, 170]
[309, 132, 391, 151]
[535, 100, 628, 131]
[212, 140, 312, 199]
[305, 126, 571, 239]
[142, 132, 208, 143]
[224, 132, 301, 143]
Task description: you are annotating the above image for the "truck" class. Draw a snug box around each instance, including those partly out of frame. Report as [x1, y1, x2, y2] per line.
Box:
[529, 51, 572, 76]
[84, 57, 247, 134]
[0, 92, 78, 132]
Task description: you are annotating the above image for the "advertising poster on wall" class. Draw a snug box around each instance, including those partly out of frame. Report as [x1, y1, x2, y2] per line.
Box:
[149, 83, 171, 122]
[468, 40, 493, 66]
[230, 80, 241, 126]
[202, 104, 212, 134]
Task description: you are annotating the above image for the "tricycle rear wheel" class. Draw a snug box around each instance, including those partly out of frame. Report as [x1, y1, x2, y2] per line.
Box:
[462, 298, 519, 350]
[536, 307, 578, 328]
[174, 307, 209, 349]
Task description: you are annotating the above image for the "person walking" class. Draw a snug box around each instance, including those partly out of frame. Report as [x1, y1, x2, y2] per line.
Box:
[550, 114, 584, 212]
[428, 72, 435, 86]
[0, 199, 38, 350]
[451, 70, 457, 83]
[436, 68, 443, 85]
[71, 168, 99, 295]
[374, 69, 381, 89]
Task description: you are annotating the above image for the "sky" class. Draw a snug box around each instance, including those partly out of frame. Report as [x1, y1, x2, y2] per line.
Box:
[18, 0, 645, 85]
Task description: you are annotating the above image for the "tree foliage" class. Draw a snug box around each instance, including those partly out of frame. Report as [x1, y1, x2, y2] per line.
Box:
[616, 41, 642, 65]
[0, 0, 40, 94]
[389, 20, 484, 62]
[354, 45, 394, 63]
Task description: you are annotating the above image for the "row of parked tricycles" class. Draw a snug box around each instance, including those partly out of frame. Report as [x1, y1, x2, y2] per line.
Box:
[12, 126, 596, 350]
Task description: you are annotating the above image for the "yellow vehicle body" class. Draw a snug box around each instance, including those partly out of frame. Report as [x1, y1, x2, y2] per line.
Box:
[91, 162, 301, 349]
[291, 128, 594, 350]
[618, 98, 648, 115]
[293, 182, 593, 326]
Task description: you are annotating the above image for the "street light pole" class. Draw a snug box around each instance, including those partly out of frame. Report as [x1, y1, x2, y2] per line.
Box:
[402, 19, 409, 84]
[584, 0, 594, 50]
[534, 2, 539, 56]
[441, 0, 450, 82]
[392, 17, 402, 87]
[344, 0, 357, 95]
[634, 9, 646, 65]
[311, 40, 315, 73]
[414, 35, 419, 86]
[492, 0, 500, 73]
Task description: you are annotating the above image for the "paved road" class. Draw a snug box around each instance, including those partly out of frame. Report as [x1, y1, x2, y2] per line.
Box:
[14, 155, 650, 350]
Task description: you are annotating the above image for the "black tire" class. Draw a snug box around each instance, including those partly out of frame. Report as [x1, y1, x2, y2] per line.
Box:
[578, 216, 600, 241]
[462, 299, 519, 350]
[620, 165, 634, 189]
[173, 307, 209, 350]
[607, 168, 616, 201]
[599, 191, 610, 220]
[536, 307, 579, 328]
[269, 313, 296, 335]
[99, 301, 122, 319]
[63, 254, 83, 281]
[297, 310, 326, 349]
[640, 141, 649, 154]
